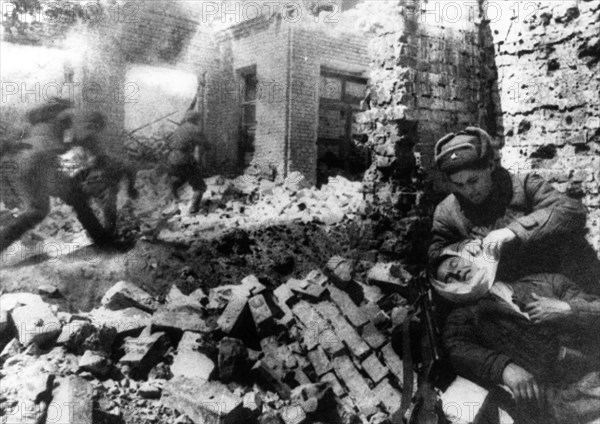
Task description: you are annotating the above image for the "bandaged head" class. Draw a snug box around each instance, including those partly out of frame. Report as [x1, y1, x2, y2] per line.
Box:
[430, 247, 498, 303]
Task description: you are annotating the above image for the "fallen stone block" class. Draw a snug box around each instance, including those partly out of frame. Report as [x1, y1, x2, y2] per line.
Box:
[248, 294, 275, 335]
[190, 288, 208, 305]
[78, 350, 112, 377]
[286, 278, 327, 301]
[51, 376, 93, 424]
[360, 354, 388, 384]
[372, 379, 402, 415]
[360, 323, 386, 350]
[101, 280, 158, 313]
[332, 356, 380, 417]
[152, 303, 213, 334]
[319, 372, 345, 397]
[219, 337, 249, 382]
[327, 285, 369, 328]
[380, 343, 404, 383]
[307, 346, 332, 377]
[314, 302, 370, 360]
[7, 293, 61, 347]
[119, 328, 168, 374]
[163, 376, 244, 424]
[88, 306, 151, 337]
[218, 294, 250, 335]
[366, 263, 411, 291]
[172, 331, 215, 380]
[325, 256, 355, 288]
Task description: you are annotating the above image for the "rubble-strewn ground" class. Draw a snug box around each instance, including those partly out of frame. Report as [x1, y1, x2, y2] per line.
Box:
[0, 170, 428, 424]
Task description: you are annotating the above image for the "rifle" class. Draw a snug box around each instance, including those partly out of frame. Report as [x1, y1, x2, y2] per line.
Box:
[393, 272, 446, 424]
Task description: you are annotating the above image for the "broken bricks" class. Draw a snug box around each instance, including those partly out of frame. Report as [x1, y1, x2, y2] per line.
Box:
[3, 293, 62, 347]
[248, 294, 275, 335]
[325, 256, 355, 288]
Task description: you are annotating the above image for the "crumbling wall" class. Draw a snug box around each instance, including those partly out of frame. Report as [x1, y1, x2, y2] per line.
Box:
[482, 0, 600, 252]
[353, 1, 494, 212]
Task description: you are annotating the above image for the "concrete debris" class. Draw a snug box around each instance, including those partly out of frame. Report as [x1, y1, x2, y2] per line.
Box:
[101, 280, 159, 313]
[171, 331, 215, 380]
[217, 293, 250, 335]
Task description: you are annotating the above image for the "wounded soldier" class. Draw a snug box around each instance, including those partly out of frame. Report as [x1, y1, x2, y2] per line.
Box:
[433, 247, 600, 423]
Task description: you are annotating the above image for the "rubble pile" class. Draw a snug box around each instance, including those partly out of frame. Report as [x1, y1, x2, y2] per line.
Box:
[129, 170, 367, 244]
[0, 258, 417, 424]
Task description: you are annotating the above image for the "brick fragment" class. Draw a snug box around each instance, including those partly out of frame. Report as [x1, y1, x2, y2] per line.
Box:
[119, 328, 168, 372]
[152, 302, 212, 333]
[248, 294, 274, 335]
[373, 379, 402, 415]
[218, 294, 250, 335]
[314, 302, 370, 359]
[286, 278, 327, 300]
[332, 356, 380, 417]
[360, 354, 388, 384]
[307, 346, 332, 377]
[361, 322, 386, 350]
[367, 262, 411, 291]
[163, 376, 244, 424]
[327, 285, 369, 328]
[241, 275, 266, 296]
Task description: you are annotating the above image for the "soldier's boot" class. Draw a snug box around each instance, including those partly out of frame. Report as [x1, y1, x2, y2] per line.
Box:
[0, 205, 48, 253]
[188, 190, 203, 214]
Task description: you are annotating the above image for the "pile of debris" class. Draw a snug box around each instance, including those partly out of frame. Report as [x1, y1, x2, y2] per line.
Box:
[131, 170, 367, 244]
[0, 257, 416, 424]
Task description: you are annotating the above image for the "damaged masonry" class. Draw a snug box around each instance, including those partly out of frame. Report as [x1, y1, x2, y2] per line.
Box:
[1, 1, 600, 424]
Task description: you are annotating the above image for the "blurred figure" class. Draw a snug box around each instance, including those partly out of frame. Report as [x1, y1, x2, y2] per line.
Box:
[167, 111, 211, 214]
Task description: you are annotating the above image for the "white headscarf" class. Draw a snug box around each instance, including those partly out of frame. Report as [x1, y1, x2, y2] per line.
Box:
[430, 247, 498, 303]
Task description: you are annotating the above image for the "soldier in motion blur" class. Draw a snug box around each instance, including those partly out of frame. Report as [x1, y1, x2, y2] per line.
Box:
[167, 110, 211, 214]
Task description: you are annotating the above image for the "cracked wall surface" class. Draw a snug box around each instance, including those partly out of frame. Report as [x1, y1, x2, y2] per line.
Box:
[483, 0, 600, 252]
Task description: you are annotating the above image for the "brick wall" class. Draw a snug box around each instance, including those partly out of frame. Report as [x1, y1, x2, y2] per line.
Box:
[482, 0, 600, 252]
[289, 27, 369, 182]
[352, 1, 493, 205]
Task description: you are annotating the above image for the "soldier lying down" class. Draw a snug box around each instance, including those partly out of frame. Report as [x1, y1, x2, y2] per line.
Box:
[433, 246, 600, 423]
